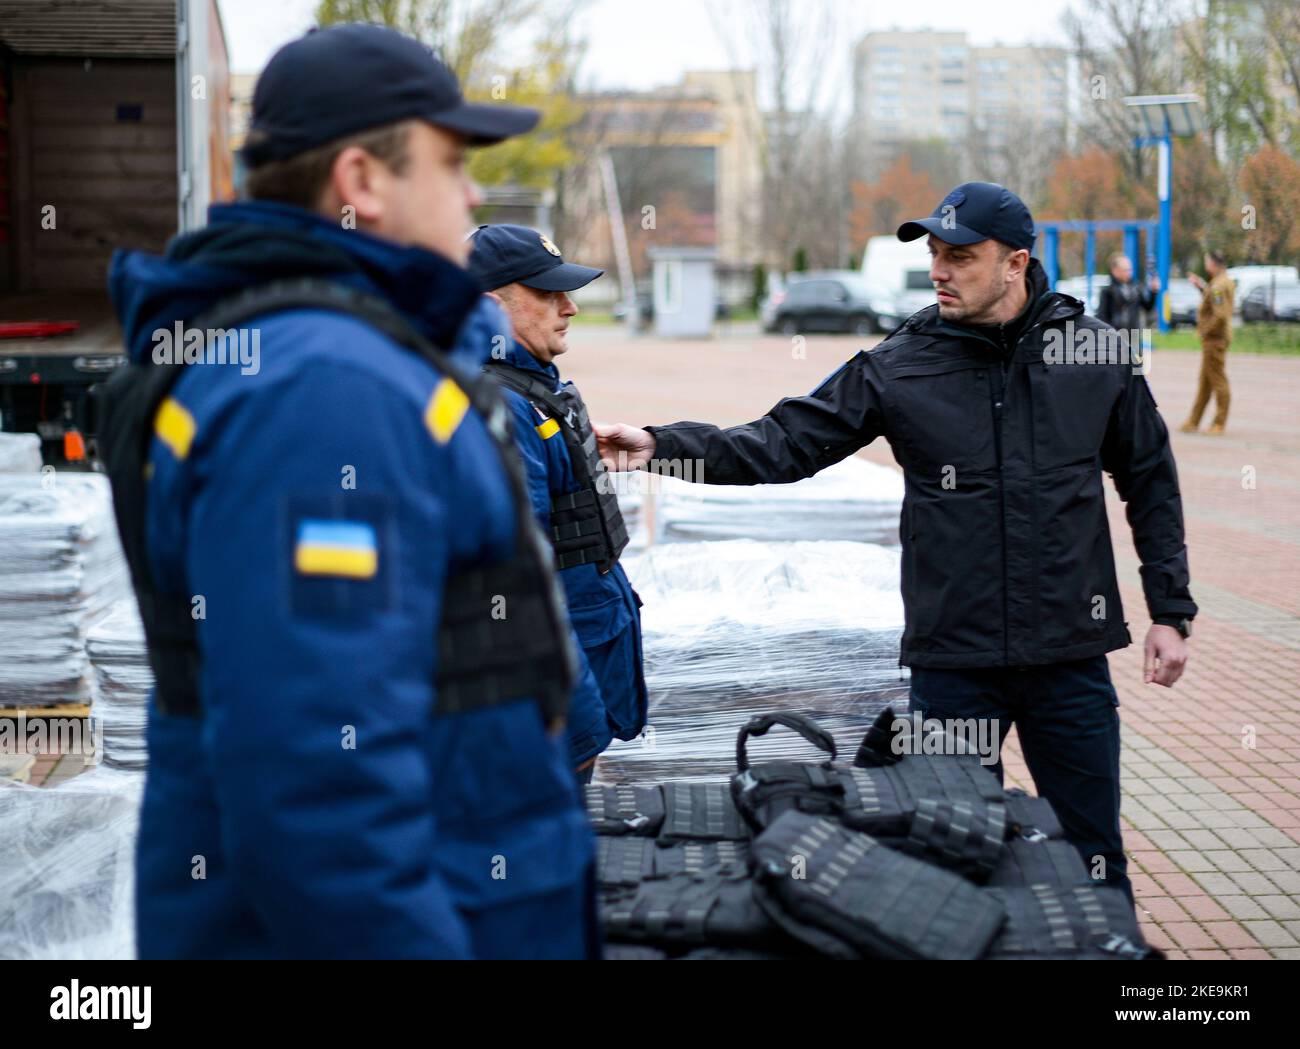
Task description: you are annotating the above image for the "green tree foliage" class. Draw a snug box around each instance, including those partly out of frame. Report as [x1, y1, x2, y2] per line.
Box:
[314, 0, 581, 188]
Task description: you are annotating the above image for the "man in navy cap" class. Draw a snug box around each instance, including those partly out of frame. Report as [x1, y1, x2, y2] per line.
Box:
[597, 182, 1197, 908]
[468, 225, 647, 784]
[99, 24, 596, 959]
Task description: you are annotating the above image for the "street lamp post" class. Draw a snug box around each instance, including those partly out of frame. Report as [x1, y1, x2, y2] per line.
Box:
[1123, 94, 1205, 334]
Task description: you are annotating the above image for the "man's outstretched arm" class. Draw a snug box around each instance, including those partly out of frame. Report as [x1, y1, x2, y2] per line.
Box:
[596, 350, 886, 485]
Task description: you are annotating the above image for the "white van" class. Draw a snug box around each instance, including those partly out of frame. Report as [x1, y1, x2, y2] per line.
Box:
[861, 235, 935, 322]
[1227, 266, 1300, 315]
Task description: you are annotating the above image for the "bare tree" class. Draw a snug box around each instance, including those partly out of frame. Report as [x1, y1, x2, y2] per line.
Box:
[1062, 0, 1187, 183]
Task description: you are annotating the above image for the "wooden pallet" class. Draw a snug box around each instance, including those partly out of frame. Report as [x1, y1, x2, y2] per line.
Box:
[0, 702, 92, 719]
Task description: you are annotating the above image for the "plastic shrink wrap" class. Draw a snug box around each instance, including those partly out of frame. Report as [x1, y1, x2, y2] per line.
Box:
[0, 474, 131, 707]
[0, 766, 143, 959]
[650, 454, 903, 546]
[606, 539, 908, 782]
[86, 600, 152, 770]
[0, 432, 43, 474]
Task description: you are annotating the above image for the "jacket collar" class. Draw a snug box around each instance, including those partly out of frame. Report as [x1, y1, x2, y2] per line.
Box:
[111, 199, 483, 362]
[501, 339, 561, 384]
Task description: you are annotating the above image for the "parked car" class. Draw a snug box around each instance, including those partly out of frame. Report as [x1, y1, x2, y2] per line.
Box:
[1053, 275, 1111, 315]
[1240, 281, 1300, 323]
[1227, 265, 1300, 314]
[765, 271, 902, 336]
[1165, 278, 1201, 328]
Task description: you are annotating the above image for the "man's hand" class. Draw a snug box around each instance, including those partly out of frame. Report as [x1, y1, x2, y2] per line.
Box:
[1149, 275, 1161, 293]
[1188, 273, 1206, 292]
[595, 422, 656, 471]
[1144, 624, 1188, 687]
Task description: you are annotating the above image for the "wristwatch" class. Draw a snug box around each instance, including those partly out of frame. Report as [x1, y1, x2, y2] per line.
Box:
[1155, 616, 1193, 639]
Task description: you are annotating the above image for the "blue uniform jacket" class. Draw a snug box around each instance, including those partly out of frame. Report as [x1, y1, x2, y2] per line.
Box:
[494, 342, 648, 764]
[108, 200, 594, 959]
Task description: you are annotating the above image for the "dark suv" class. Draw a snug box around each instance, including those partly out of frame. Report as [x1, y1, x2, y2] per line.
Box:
[1241, 282, 1300, 323]
[765, 272, 900, 336]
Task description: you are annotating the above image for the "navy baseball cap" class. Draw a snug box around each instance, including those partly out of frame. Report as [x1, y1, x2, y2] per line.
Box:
[242, 23, 539, 168]
[467, 225, 604, 292]
[897, 182, 1036, 252]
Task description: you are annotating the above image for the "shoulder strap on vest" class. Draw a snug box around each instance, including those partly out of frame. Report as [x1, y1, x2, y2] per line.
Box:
[98, 278, 577, 725]
[487, 359, 629, 572]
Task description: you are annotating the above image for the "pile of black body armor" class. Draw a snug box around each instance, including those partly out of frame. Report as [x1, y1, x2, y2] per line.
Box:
[591, 710, 1162, 961]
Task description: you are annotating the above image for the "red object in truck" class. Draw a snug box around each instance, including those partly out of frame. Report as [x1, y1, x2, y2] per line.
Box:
[0, 321, 81, 338]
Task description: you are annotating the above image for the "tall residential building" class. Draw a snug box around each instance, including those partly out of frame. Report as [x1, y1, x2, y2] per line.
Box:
[852, 30, 1069, 177]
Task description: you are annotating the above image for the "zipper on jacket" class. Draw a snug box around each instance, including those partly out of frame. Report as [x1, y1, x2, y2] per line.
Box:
[990, 370, 1009, 665]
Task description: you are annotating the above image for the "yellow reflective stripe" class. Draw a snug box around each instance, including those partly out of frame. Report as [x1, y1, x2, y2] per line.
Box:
[535, 417, 560, 440]
[294, 545, 379, 579]
[424, 378, 469, 444]
[154, 397, 196, 460]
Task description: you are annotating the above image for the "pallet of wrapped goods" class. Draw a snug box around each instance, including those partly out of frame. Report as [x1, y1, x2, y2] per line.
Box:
[86, 599, 152, 770]
[0, 474, 131, 709]
[652, 454, 903, 546]
[605, 539, 907, 781]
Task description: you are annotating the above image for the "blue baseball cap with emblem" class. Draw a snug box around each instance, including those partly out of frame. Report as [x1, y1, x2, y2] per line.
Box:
[896, 182, 1036, 252]
[242, 23, 539, 168]
[467, 225, 604, 293]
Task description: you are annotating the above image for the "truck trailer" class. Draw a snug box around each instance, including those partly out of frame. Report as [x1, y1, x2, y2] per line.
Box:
[0, 0, 230, 464]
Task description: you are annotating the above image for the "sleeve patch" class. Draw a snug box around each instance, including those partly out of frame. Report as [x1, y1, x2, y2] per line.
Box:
[424, 377, 470, 444]
[154, 396, 197, 461]
[294, 519, 379, 579]
[535, 417, 561, 440]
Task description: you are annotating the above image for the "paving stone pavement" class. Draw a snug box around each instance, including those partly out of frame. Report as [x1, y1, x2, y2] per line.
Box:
[569, 330, 1300, 961]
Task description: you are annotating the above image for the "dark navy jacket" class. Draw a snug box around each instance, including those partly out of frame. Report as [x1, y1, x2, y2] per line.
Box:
[495, 341, 647, 763]
[109, 200, 593, 959]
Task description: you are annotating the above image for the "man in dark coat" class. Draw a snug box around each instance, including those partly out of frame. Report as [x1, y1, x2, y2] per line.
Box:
[1096, 252, 1159, 336]
[596, 183, 1198, 905]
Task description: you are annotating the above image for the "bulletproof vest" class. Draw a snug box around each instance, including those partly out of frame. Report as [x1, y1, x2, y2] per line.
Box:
[585, 780, 749, 843]
[899, 797, 1007, 883]
[730, 711, 1005, 841]
[601, 871, 778, 952]
[749, 811, 1007, 961]
[1003, 788, 1066, 840]
[95, 278, 577, 726]
[985, 885, 1163, 960]
[987, 836, 1091, 889]
[596, 836, 750, 890]
[585, 783, 666, 836]
[487, 361, 629, 573]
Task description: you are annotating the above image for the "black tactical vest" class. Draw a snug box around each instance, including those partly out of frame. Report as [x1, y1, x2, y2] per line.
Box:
[486, 361, 629, 573]
[95, 278, 577, 727]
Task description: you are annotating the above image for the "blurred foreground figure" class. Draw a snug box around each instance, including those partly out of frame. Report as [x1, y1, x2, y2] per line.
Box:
[99, 24, 595, 959]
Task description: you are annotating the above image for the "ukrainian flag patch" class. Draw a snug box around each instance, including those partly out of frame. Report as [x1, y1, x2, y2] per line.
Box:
[293, 519, 379, 580]
[535, 417, 560, 440]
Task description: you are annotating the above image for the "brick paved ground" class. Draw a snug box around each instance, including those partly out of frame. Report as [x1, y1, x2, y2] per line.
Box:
[566, 322, 1300, 960]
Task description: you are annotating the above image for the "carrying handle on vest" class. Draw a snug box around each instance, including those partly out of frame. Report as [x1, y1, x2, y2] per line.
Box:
[736, 712, 837, 772]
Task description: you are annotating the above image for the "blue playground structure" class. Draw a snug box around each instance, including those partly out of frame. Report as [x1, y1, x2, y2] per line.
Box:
[1034, 95, 1204, 334]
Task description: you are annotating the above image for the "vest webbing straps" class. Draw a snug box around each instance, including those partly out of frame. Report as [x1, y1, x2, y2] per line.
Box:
[96, 278, 576, 725]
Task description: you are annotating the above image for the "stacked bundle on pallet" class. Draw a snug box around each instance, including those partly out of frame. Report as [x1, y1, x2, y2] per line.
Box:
[0, 475, 131, 709]
[0, 767, 143, 959]
[593, 711, 1159, 961]
[0, 432, 43, 474]
[651, 455, 903, 546]
[86, 600, 153, 770]
[606, 540, 907, 781]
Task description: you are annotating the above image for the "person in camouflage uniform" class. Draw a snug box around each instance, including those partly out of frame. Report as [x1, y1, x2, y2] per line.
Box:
[1181, 250, 1234, 436]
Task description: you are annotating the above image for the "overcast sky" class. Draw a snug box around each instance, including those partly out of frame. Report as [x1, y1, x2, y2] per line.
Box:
[218, 0, 1074, 90]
